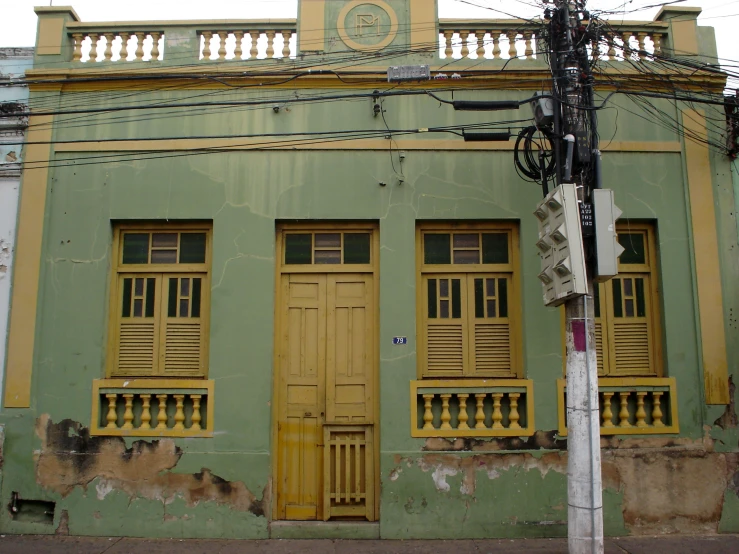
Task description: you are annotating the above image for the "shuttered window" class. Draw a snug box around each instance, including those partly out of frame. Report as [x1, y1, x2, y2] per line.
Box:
[418, 223, 520, 378]
[594, 223, 661, 376]
[109, 226, 211, 377]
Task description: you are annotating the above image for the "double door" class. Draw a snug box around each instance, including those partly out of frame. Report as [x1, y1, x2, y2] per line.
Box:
[275, 272, 375, 521]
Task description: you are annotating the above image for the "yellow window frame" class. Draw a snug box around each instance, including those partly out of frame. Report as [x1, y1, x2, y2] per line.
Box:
[107, 222, 212, 378]
[416, 222, 522, 379]
[560, 222, 662, 377]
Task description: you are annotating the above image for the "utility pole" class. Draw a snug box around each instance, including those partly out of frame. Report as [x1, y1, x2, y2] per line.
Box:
[547, 1, 604, 553]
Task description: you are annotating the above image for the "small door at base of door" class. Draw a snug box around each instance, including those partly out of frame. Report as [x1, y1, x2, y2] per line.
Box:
[276, 272, 375, 521]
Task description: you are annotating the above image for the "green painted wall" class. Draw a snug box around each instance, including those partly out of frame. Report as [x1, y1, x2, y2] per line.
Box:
[2, 79, 737, 538]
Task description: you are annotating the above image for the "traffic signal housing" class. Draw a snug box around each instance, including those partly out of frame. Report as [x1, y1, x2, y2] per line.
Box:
[593, 189, 624, 282]
[534, 183, 588, 307]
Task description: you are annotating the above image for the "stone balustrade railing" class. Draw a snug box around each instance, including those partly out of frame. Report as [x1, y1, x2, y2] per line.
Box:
[557, 377, 678, 435]
[67, 24, 164, 63]
[198, 24, 297, 61]
[91, 379, 213, 437]
[438, 19, 668, 62]
[411, 379, 534, 437]
[55, 16, 672, 67]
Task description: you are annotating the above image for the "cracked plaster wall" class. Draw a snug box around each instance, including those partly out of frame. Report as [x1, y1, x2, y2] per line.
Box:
[0, 86, 736, 538]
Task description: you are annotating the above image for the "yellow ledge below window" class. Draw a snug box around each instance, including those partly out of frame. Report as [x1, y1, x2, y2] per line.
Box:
[556, 377, 679, 436]
[91, 378, 214, 438]
[410, 379, 535, 438]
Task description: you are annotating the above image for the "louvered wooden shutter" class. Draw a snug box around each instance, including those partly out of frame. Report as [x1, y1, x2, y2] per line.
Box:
[163, 322, 203, 373]
[161, 276, 205, 376]
[613, 321, 650, 374]
[472, 322, 511, 374]
[424, 276, 466, 376]
[114, 275, 159, 375]
[427, 324, 465, 375]
[118, 321, 156, 373]
[594, 320, 605, 375]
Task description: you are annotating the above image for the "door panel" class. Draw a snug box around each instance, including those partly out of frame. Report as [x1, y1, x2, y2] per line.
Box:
[277, 274, 325, 520]
[326, 275, 374, 423]
[276, 271, 375, 521]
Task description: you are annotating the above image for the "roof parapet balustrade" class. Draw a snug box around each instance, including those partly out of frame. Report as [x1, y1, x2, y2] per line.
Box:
[438, 19, 668, 63]
[68, 26, 165, 63]
[32, 5, 721, 87]
[197, 24, 297, 61]
[64, 20, 297, 64]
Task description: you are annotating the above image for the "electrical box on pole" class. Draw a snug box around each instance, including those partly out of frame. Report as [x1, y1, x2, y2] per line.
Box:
[534, 183, 588, 306]
[593, 188, 624, 282]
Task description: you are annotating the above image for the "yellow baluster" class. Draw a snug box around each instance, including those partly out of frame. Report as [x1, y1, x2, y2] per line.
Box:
[637, 32, 647, 60]
[508, 393, 521, 430]
[492, 31, 501, 59]
[653, 33, 662, 56]
[457, 394, 470, 430]
[119, 33, 130, 61]
[282, 30, 292, 58]
[635, 391, 648, 427]
[622, 32, 633, 58]
[89, 33, 99, 62]
[652, 392, 665, 427]
[135, 32, 145, 60]
[173, 395, 186, 430]
[122, 394, 134, 429]
[140, 394, 152, 430]
[524, 31, 533, 58]
[266, 31, 276, 58]
[150, 32, 161, 60]
[443, 31, 454, 58]
[202, 31, 212, 59]
[475, 30, 485, 58]
[103, 33, 114, 60]
[72, 33, 83, 62]
[618, 391, 632, 427]
[218, 31, 228, 60]
[459, 31, 470, 58]
[156, 394, 169, 429]
[607, 36, 616, 60]
[249, 31, 259, 59]
[507, 31, 517, 59]
[191, 395, 202, 431]
[474, 394, 486, 429]
[105, 393, 118, 429]
[491, 393, 503, 429]
[234, 31, 244, 59]
[422, 394, 434, 429]
[602, 392, 615, 428]
[440, 394, 452, 430]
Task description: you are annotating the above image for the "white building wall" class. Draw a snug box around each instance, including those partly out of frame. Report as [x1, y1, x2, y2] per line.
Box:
[0, 48, 32, 408]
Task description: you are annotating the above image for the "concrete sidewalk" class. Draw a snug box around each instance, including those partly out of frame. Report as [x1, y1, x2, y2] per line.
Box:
[0, 535, 738, 554]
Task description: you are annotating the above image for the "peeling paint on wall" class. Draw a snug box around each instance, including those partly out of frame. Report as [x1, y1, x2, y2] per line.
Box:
[34, 416, 267, 516]
[390, 434, 739, 535]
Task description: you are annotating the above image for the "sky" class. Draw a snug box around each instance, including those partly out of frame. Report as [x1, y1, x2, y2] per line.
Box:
[1, 0, 735, 74]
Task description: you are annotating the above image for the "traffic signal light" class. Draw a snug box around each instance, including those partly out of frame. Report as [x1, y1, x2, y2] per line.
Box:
[534, 183, 588, 307]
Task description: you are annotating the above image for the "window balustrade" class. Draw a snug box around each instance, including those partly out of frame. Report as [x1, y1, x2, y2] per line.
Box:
[91, 379, 213, 437]
[557, 377, 678, 435]
[411, 379, 534, 438]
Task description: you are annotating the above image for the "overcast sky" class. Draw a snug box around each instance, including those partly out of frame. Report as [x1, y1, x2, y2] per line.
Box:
[2, 0, 735, 69]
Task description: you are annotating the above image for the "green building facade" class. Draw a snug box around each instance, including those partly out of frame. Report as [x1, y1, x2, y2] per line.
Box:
[0, 2, 737, 539]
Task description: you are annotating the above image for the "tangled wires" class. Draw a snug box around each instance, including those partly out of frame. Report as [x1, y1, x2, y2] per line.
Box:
[514, 125, 557, 185]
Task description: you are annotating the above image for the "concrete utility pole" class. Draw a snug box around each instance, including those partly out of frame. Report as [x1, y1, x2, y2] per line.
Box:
[548, 1, 604, 552]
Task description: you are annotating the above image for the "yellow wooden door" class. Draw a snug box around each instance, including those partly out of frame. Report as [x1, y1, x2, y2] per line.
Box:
[276, 273, 375, 521]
